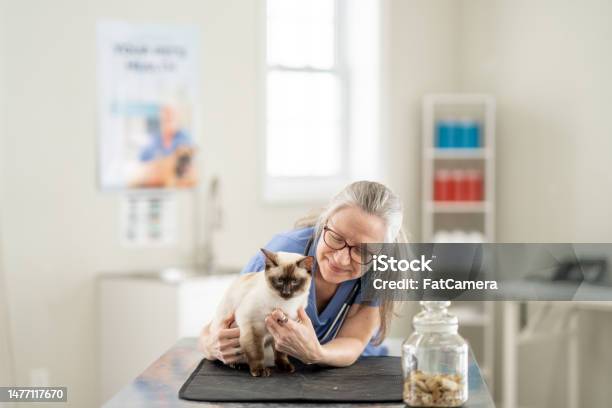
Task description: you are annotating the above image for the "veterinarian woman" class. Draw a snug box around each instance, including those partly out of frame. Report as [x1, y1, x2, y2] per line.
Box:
[199, 180, 406, 367]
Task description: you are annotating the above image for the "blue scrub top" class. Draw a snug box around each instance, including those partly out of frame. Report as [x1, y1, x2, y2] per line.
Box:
[139, 129, 192, 162]
[240, 226, 387, 356]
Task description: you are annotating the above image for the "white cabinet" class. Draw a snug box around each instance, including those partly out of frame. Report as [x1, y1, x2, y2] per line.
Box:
[97, 270, 238, 404]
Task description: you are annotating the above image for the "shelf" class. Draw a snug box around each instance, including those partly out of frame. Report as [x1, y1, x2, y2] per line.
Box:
[426, 148, 491, 160]
[425, 201, 492, 213]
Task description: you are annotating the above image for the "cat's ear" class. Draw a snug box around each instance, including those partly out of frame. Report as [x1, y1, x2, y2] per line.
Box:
[297, 256, 314, 274]
[260, 248, 278, 269]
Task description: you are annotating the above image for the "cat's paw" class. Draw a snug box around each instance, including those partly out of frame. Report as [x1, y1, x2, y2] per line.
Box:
[276, 360, 295, 374]
[250, 366, 271, 377]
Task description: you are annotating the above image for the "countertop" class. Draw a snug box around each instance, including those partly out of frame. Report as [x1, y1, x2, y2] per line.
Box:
[102, 338, 495, 407]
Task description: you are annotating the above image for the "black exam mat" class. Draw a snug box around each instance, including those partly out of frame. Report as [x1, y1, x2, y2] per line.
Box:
[179, 357, 403, 402]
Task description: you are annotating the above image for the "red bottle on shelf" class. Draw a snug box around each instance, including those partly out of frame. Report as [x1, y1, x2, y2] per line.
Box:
[466, 170, 484, 201]
[434, 170, 452, 201]
[455, 170, 469, 201]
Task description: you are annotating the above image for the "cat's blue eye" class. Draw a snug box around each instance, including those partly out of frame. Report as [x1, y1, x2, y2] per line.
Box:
[290, 279, 298, 285]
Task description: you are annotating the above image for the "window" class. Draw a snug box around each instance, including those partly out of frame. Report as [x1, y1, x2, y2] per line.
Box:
[263, 0, 382, 202]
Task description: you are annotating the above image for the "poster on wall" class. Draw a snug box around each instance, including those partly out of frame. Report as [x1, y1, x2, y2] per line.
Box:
[97, 21, 199, 190]
[120, 193, 177, 247]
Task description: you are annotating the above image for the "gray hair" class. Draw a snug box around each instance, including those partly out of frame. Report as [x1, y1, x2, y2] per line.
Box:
[296, 181, 406, 243]
[295, 180, 406, 344]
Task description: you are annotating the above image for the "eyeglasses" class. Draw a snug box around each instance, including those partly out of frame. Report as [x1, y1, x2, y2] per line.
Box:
[322, 225, 381, 265]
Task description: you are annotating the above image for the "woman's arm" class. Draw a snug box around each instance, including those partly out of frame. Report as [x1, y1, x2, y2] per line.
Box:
[198, 313, 245, 365]
[315, 304, 380, 366]
[265, 304, 380, 367]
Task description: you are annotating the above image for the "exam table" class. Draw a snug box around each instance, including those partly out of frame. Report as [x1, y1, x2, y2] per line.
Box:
[102, 338, 495, 407]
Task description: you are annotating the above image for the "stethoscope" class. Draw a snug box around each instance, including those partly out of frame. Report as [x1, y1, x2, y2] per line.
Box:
[304, 234, 361, 344]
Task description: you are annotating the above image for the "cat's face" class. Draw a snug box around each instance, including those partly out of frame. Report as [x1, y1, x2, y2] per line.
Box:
[261, 248, 313, 299]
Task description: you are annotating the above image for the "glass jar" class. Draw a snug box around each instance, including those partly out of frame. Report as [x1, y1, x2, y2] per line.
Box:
[402, 301, 468, 407]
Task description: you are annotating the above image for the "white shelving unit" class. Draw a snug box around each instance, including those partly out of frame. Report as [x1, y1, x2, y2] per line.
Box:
[422, 93, 496, 242]
[421, 93, 496, 392]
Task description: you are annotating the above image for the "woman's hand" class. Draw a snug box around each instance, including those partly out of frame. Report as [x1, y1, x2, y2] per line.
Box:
[265, 307, 323, 365]
[199, 312, 245, 365]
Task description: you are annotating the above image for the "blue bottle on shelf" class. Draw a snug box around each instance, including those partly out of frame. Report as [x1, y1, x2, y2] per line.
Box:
[456, 119, 481, 148]
[436, 120, 453, 148]
[465, 120, 480, 148]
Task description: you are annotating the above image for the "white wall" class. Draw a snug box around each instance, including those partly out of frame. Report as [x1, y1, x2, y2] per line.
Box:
[459, 1, 612, 406]
[0, 0, 15, 389]
[385, 0, 460, 241]
[200, 0, 311, 265]
[459, 0, 612, 243]
[2, 0, 611, 407]
[384, 0, 462, 336]
[0, 1, 460, 405]
[0, 0, 311, 406]
[388, 1, 612, 406]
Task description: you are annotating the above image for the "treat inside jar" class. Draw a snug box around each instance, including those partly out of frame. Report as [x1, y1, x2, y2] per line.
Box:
[403, 370, 465, 407]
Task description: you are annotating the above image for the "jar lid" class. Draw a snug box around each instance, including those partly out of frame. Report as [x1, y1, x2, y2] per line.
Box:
[413, 301, 458, 333]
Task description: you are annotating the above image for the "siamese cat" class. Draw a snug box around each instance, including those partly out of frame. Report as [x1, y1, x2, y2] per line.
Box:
[211, 248, 313, 377]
